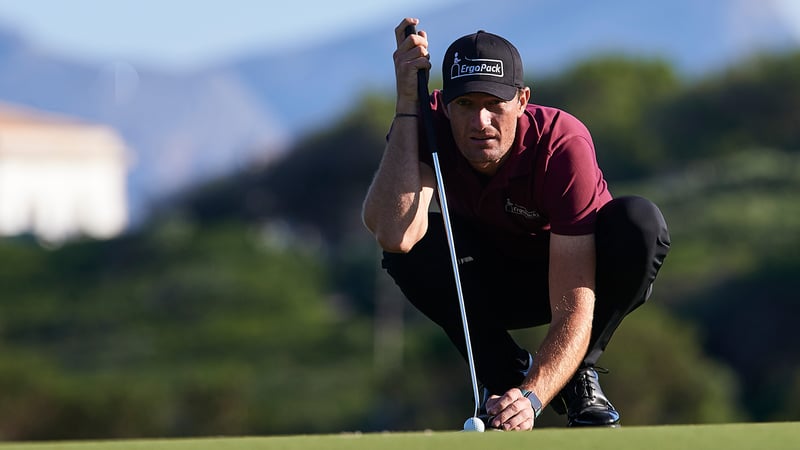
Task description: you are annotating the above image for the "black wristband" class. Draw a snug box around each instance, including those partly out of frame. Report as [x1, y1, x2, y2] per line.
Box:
[394, 113, 418, 119]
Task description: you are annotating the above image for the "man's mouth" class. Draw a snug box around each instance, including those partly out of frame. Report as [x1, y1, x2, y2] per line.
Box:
[471, 135, 496, 142]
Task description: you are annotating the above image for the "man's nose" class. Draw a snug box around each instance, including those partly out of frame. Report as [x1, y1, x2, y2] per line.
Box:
[470, 108, 492, 129]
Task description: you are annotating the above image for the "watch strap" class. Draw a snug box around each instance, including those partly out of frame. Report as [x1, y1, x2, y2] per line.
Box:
[519, 388, 543, 418]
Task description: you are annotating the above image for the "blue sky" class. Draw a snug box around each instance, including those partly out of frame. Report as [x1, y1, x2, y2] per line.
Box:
[0, 0, 460, 70]
[0, 0, 799, 72]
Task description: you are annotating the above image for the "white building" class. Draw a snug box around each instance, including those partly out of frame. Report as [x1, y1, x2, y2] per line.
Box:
[0, 103, 129, 245]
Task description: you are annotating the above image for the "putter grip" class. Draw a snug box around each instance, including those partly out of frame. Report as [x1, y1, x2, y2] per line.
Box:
[403, 24, 436, 155]
[403, 25, 430, 101]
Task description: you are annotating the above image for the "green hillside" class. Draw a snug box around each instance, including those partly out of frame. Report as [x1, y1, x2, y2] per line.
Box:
[1, 50, 799, 440]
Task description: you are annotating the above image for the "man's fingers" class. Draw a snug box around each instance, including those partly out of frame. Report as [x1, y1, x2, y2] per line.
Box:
[392, 22, 431, 102]
[394, 17, 420, 47]
[487, 389, 522, 415]
[489, 397, 523, 427]
[396, 33, 429, 60]
[392, 17, 430, 77]
[506, 416, 534, 431]
[492, 402, 534, 430]
[488, 390, 534, 431]
[394, 18, 429, 56]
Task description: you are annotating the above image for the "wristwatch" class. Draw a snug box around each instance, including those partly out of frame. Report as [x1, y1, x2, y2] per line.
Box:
[519, 388, 543, 418]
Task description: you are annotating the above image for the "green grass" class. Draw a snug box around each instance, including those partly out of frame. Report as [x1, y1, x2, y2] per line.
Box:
[1, 422, 797, 450]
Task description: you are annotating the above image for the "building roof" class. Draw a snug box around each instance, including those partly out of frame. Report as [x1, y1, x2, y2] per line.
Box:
[0, 102, 128, 160]
[0, 102, 84, 127]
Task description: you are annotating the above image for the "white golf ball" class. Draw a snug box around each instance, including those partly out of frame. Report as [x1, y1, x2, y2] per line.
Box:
[463, 416, 485, 432]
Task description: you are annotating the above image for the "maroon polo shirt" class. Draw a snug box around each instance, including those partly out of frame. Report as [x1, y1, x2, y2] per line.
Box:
[420, 90, 612, 258]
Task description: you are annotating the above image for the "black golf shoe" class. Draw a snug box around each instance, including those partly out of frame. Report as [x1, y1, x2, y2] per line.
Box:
[551, 366, 621, 427]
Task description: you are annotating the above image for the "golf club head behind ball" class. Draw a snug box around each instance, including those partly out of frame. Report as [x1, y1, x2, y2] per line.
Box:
[463, 416, 485, 432]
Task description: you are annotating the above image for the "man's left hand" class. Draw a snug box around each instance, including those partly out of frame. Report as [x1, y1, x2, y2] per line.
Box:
[485, 388, 535, 431]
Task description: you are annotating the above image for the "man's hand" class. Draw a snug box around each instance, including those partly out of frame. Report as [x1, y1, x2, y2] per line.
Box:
[393, 18, 431, 113]
[485, 388, 535, 431]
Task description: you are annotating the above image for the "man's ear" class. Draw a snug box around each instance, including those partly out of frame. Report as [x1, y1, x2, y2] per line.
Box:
[443, 100, 451, 119]
[517, 87, 531, 116]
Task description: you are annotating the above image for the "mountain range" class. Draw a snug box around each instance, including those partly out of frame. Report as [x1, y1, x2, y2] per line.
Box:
[0, 0, 797, 222]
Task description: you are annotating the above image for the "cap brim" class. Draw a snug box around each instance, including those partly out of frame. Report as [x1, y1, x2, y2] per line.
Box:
[443, 80, 518, 105]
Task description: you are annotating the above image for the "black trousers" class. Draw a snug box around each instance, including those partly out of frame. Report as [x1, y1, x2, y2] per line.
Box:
[382, 196, 671, 394]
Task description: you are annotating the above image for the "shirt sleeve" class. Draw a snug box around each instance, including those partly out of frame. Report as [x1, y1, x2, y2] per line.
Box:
[542, 135, 609, 235]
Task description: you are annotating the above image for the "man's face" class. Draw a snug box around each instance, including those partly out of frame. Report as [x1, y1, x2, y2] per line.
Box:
[445, 88, 530, 175]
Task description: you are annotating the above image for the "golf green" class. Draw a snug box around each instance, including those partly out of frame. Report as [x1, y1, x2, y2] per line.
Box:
[1, 422, 797, 450]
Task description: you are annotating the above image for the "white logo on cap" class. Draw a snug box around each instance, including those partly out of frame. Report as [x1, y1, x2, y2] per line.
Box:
[450, 52, 504, 79]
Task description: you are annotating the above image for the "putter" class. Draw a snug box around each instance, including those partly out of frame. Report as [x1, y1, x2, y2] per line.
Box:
[404, 24, 484, 432]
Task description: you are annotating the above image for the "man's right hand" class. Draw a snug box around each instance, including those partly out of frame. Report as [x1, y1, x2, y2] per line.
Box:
[393, 18, 431, 114]
[361, 18, 436, 252]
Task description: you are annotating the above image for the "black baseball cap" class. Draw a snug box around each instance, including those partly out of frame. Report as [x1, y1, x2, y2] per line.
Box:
[441, 30, 524, 105]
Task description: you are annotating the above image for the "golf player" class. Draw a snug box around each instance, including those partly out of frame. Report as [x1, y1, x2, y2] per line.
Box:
[363, 18, 670, 430]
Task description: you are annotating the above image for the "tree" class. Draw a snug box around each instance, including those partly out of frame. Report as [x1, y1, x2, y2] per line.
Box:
[654, 51, 800, 162]
[533, 56, 681, 180]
